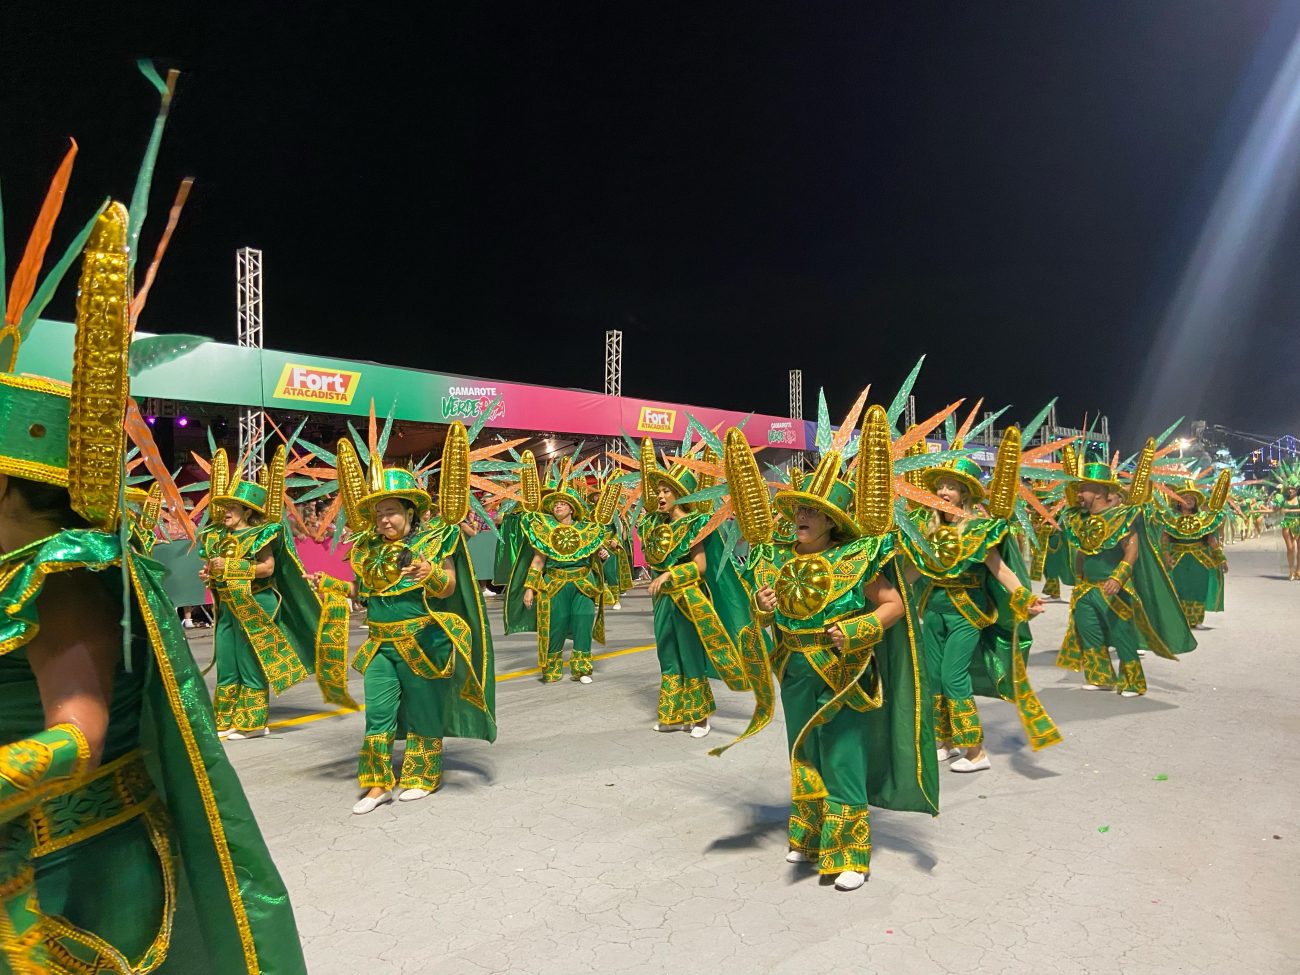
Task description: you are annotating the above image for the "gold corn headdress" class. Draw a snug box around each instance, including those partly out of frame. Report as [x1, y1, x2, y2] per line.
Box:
[986, 426, 1022, 519]
[519, 450, 542, 512]
[68, 202, 132, 529]
[724, 427, 774, 545]
[1209, 469, 1232, 512]
[438, 421, 471, 525]
[854, 404, 894, 535]
[1127, 438, 1156, 505]
[335, 438, 369, 532]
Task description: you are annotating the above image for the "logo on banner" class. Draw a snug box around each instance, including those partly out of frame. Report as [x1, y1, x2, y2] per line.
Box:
[441, 385, 506, 423]
[637, 406, 677, 434]
[767, 421, 796, 446]
[273, 364, 362, 405]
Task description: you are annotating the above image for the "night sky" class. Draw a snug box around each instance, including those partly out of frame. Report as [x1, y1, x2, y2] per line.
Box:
[3, 1, 1298, 452]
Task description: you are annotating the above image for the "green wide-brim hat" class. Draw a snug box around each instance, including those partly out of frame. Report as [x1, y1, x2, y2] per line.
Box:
[650, 467, 698, 501]
[774, 480, 861, 540]
[1175, 482, 1207, 506]
[542, 487, 589, 520]
[213, 480, 270, 517]
[1066, 462, 1125, 503]
[358, 467, 431, 520]
[0, 374, 72, 487]
[924, 457, 986, 502]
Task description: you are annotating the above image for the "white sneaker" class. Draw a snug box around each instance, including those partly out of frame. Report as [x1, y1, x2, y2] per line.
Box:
[652, 722, 684, 732]
[951, 755, 991, 773]
[225, 727, 269, 740]
[689, 722, 711, 739]
[217, 728, 232, 739]
[481, 587, 495, 598]
[834, 870, 867, 891]
[1137, 648, 1149, 656]
[936, 746, 959, 761]
[578, 675, 593, 684]
[351, 791, 392, 815]
[1119, 690, 1141, 698]
[398, 787, 433, 802]
[785, 849, 813, 864]
[611, 602, 622, 611]
[1080, 683, 1106, 691]
[182, 618, 196, 628]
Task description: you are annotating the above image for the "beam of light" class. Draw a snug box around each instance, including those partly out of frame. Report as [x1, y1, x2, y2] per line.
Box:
[1132, 14, 1300, 441]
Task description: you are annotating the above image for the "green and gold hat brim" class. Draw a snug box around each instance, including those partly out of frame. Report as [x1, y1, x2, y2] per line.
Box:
[773, 488, 861, 539]
[212, 494, 269, 517]
[646, 470, 697, 506]
[0, 374, 72, 488]
[923, 467, 985, 502]
[541, 489, 589, 520]
[1176, 488, 1207, 506]
[1066, 477, 1126, 504]
[357, 489, 432, 521]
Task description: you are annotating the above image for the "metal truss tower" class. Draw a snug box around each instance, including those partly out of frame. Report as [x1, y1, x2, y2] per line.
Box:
[236, 247, 265, 475]
[605, 330, 623, 462]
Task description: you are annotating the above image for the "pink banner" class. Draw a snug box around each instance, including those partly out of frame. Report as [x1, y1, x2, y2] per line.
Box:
[295, 537, 354, 582]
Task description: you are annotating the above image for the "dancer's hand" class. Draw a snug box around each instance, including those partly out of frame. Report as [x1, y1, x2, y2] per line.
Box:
[598, 548, 610, 562]
[208, 558, 225, 577]
[403, 559, 432, 583]
[648, 573, 671, 597]
[755, 586, 777, 612]
[1101, 578, 1121, 597]
[827, 624, 845, 651]
[523, 589, 534, 609]
[1028, 598, 1046, 618]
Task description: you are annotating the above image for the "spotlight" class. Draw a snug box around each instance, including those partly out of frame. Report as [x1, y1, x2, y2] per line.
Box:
[177, 416, 190, 428]
[146, 416, 156, 425]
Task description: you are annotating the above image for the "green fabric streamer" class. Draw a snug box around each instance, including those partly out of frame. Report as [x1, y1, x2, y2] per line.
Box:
[128, 61, 174, 275]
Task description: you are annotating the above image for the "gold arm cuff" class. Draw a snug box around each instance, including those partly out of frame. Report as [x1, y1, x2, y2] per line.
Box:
[663, 561, 701, 591]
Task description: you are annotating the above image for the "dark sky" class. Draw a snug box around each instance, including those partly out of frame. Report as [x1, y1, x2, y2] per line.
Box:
[3, 1, 1299, 452]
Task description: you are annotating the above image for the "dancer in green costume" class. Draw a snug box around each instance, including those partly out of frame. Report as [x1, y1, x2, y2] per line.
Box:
[898, 428, 1061, 774]
[317, 422, 496, 815]
[1, 187, 306, 969]
[1154, 475, 1230, 628]
[723, 392, 947, 891]
[1056, 445, 1196, 696]
[504, 457, 612, 683]
[1270, 461, 1300, 579]
[589, 483, 633, 610]
[491, 506, 525, 588]
[199, 447, 351, 740]
[635, 434, 759, 740]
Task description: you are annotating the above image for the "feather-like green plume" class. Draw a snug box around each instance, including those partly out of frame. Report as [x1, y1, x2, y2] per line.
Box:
[1153, 416, 1185, 450]
[468, 395, 502, 444]
[666, 482, 731, 508]
[815, 389, 832, 455]
[128, 61, 177, 275]
[1020, 399, 1056, 443]
[892, 447, 976, 473]
[893, 499, 938, 562]
[468, 492, 501, 541]
[887, 355, 926, 433]
[963, 404, 1010, 444]
[346, 422, 370, 466]
[375, 401, 398, 461]
[686, 413, 726, 457]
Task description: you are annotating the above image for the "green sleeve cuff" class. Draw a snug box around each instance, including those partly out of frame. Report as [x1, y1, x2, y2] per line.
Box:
[663, 562, 701, 591]
[216, 557, 255, 583]
[1010, 586, 1036, 623]
[525, 567, 544, 593]
[0, 723, 91, 827]
[839, 612, 884, 654]
[425, 563, 454, 599]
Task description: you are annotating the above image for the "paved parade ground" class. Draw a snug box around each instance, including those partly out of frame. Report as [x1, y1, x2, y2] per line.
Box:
[188, 536, 1299, 975]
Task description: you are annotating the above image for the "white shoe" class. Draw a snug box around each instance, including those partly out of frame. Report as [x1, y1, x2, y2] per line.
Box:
[1080, 683, 1106, 691]
[398, 788, 433, 802]
[1119, 690, 1141, 698]
[1137, 648, 1149, 656]
[689, 722, 711, 739]
[217, 728, 232, 739]
[611, 602, 622, 610]
[351, 791, 392, 815]
[182, 618, 196, 628]
[652, 722, 684, 732]
[225, 727, 269, 740]
[481, 587, 495, 598]
[578, 675, 593, 684]
[834, 870, 867, 891]
[937, 746, 960, 761]
[951, 755, 991, 773]
[785, 849, 813, 864]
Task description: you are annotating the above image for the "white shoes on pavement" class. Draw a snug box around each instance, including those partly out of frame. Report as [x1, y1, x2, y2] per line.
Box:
[652, 722, 684, 732]
[225, 728, 269, 740]
[352, 791, 392, 815]
[1119, 690, 1141, 698]
[786, 849, 813, 864]
[689, 722, 711, 739]
[835, 870, 866, 891]
[578, 675, 593, 684]
[951, 755, 991, 773]
[398, 788, 433, 802]
[1080, 683, 1106, 691]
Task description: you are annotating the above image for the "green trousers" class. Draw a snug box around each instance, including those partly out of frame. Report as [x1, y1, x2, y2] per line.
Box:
[1071, 587, 1145, 694]
[652, 595, 715, 723]
[358, 641, 449, 791]
[922, 602, 983, 747]
[780, 652, 872, 875]
[542, 582, 595, 681]
[212, 588, 276, 731]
